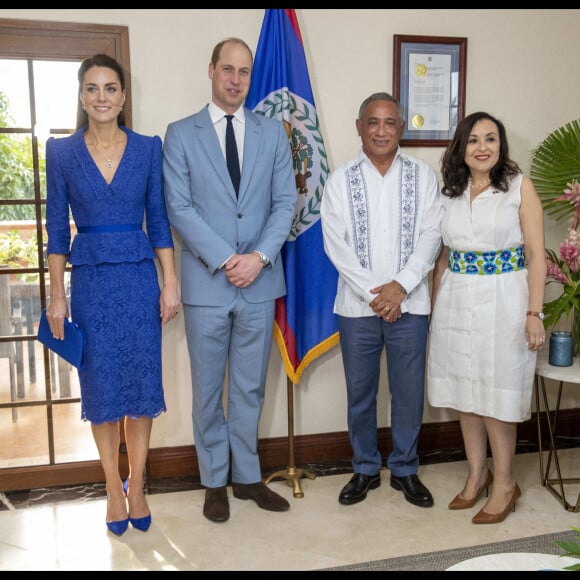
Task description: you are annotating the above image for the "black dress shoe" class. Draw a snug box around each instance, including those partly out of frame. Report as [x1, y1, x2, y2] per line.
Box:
[390, 474, 434, 508]
[338, 472, 381, 505]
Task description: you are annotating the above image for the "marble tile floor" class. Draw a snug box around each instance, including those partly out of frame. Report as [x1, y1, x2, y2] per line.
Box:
[0, 448, 578, 571]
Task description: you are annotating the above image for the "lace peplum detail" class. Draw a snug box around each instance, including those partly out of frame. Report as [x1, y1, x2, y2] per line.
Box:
[69, 230, 157, 265]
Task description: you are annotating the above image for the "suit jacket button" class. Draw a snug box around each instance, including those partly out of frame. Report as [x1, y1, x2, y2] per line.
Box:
[237, 213, 243, 219]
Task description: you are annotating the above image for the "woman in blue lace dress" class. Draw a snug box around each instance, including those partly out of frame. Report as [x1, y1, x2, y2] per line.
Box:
[45, 54, 179, 536]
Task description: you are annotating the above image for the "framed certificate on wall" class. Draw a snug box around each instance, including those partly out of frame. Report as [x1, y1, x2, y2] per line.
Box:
[393, 34, 467, 147]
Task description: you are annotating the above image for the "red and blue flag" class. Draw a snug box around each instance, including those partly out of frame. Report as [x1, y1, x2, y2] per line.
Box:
[246, 9, 339, 384]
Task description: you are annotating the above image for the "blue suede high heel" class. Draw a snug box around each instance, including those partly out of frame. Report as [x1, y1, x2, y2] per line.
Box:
[106, 485, 129, 536]
[106, 518, 129, 536]
[124, 477, 152, 532]
[129, 513, 152, 532]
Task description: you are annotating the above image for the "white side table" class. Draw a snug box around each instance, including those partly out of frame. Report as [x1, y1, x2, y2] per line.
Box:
[534, 348, 580, 512]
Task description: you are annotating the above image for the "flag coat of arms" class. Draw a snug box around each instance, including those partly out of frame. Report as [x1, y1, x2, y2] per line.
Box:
[246, 9, 339, 384]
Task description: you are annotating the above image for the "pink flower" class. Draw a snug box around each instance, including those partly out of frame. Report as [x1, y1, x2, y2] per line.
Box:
[543, 182, 580, 334]
[554, 180, 580, 228]
[546, 251, 569, 284]
[560, 228, 580, 273]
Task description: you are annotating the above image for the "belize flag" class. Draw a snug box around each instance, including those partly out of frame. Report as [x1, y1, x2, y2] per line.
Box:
[246, 9, 339, 384]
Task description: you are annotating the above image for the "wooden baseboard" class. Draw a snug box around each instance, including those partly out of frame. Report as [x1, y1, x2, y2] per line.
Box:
[146, 409, 574, 479]
[2, 409, 578, 492]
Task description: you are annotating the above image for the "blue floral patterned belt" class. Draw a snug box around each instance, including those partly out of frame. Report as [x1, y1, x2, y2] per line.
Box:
[448, 245, 525, 275]
[77, 224, 142, 233]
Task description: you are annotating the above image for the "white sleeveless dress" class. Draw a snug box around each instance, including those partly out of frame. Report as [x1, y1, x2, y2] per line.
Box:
[427, 174, 537, 422]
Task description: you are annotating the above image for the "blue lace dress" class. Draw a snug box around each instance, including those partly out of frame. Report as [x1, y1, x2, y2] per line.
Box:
[45, 127, 173, 424]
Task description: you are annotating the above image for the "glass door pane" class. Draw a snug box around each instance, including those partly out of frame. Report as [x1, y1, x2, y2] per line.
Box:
[34, 60, 79, 151]
[0, 59, 30, 127]
[0, 57, 95, 469]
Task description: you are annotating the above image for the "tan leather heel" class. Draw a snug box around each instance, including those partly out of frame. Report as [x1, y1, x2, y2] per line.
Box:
[472, 483, 521, 524]
[448, 470, 494, 510]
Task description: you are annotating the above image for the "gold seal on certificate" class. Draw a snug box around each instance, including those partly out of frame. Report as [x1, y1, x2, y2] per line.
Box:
[412, 114, 425, 128]
[415, 63, 427, 77]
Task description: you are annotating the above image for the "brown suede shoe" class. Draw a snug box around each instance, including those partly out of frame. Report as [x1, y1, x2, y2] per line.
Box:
[232, 482, 290, 512]
[203, 486, 229, 522]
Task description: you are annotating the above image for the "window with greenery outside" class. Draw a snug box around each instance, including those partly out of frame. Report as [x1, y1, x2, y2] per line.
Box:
[0, 90, 44, 281]
[530, 119, 580, 354]
[0, 92, 45, 222]
[0, 229, 39, 280]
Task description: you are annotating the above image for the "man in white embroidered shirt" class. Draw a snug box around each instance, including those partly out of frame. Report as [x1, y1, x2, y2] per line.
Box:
[321, 92, 443, 508]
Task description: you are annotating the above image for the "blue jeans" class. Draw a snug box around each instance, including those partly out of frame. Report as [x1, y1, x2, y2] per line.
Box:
[338, 313, 428, 477]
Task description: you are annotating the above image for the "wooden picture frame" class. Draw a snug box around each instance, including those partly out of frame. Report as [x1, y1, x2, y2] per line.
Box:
[393, 34, 467, 147]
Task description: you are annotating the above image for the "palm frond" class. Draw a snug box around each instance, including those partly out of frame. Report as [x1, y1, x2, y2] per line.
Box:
[554, 526, 580, 570]
[530, 119, 580, 223]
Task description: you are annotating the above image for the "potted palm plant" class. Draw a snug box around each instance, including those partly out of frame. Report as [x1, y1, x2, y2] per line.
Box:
[530, 119, 580, 353]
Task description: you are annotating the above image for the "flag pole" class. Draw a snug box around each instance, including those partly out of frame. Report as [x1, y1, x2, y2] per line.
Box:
[264, 375, 316, 497]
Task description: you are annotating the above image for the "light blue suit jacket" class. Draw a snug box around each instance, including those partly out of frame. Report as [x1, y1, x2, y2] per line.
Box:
[162, 105, 296, 306]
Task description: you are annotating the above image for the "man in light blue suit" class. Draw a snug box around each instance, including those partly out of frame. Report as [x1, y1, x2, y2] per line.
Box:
[163, 38, 297, 523]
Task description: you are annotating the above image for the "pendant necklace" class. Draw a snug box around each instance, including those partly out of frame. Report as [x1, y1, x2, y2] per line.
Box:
[88, 130, 121, 169]
[93, 143, 114, 168]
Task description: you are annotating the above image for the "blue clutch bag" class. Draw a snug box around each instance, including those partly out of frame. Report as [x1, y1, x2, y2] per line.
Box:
[37, 309, 86, 369]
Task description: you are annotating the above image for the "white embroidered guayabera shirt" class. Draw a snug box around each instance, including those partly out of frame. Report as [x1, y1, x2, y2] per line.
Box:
[321, 147, 443, 318]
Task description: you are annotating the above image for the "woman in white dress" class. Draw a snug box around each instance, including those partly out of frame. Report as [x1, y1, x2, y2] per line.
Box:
[427, 111, 546, 524]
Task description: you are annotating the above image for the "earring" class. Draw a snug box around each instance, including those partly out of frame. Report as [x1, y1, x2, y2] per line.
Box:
[119, 106, 123, 111]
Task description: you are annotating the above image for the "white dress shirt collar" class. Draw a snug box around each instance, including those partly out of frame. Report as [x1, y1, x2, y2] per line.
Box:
[208, 102, 245, 125]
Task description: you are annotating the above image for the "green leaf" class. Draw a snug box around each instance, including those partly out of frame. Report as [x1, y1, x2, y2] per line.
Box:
[530, 119, 580, 223]
[554, 526, 580, 567]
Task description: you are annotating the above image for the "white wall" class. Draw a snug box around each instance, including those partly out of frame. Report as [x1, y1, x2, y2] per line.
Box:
[2, 9, 579, 449]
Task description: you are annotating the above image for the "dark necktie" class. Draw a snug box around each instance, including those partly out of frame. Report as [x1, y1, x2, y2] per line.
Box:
[225, 114, 240, 195]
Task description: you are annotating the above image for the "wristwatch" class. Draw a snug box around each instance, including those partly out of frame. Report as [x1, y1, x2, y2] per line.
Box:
[253, 250, 269, 268]
[527, 311, 545, 320]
